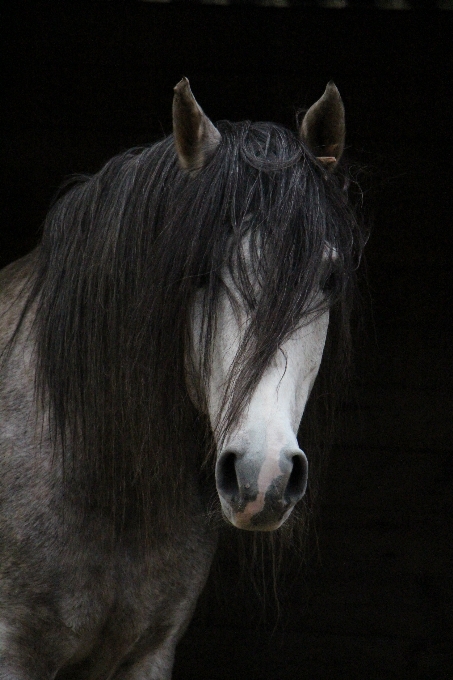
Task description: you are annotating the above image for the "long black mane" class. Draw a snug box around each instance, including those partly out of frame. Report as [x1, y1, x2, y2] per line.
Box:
[20, 120, 363, 533]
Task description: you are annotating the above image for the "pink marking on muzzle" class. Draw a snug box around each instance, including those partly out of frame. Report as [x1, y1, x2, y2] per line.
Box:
[235, 454, 282, 524]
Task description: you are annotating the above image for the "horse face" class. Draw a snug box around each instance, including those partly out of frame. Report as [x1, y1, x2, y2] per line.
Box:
[188, 256, 329, 532]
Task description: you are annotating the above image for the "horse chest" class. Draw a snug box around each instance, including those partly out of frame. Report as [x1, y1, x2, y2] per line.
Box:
[61, 529, 209, 636]
[0, 420, 215, 676]
[54, 525, 216, 675]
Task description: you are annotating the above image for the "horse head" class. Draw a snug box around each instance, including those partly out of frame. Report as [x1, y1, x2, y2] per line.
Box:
[175, 79, 345, 531]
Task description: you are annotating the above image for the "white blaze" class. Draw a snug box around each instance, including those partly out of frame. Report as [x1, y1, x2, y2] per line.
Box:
[187, 236, 329, 529]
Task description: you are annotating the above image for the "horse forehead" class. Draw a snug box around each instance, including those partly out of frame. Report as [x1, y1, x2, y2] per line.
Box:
[222, 230, 258, 283]
[224, 230, 337, 289]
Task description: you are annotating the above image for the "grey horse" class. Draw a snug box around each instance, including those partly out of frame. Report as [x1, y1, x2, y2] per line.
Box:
[0, 80, 361, 678]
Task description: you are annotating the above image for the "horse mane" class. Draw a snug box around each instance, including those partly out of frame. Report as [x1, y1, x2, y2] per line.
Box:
[20, 120, 364, 535]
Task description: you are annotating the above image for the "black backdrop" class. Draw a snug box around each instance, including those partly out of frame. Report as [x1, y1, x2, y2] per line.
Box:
[2, 5, 452, 679]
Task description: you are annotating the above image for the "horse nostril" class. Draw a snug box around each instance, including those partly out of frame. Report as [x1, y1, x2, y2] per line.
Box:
[285, 452, 308, 503]
[216, 451, 239, 500]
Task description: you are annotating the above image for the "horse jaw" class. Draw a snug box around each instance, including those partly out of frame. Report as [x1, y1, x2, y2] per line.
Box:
[188, 276, 329, 532]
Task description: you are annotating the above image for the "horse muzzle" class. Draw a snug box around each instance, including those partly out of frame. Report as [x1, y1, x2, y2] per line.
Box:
[215, 446, 308, 531]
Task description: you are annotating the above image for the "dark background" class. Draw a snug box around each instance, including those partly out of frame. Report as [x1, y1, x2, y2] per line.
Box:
[2, 4, 452, 679]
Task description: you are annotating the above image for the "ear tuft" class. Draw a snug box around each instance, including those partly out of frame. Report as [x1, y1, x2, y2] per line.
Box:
[300, 82, 345, 171]
[172, 78, 221, 174]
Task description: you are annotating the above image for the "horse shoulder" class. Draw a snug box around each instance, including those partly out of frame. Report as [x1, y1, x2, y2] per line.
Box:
[0, 251, 37, 347]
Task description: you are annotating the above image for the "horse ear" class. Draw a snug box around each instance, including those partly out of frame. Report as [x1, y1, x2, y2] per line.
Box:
[172, 78, 221, 174]
[300, 82, 345, 171]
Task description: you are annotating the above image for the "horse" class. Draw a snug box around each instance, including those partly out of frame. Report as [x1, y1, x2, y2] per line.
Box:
[0, 78, 363, 678]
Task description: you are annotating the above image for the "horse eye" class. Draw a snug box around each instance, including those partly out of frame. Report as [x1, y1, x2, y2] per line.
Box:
[196, 273, 210, 289]
[321, 271, 337, 294]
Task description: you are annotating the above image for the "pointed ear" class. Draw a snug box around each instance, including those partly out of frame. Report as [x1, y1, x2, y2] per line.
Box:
[172, 78, 221, 174]
[300, 82, 345, 171]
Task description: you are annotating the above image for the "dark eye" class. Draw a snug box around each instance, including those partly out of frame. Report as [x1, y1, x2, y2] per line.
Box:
[196, 273, 210, 289]
[321, 271, 337, 294]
